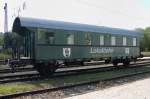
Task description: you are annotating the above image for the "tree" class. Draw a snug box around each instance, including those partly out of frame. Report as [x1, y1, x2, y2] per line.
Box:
[4, 32, 23, 58]
[0, 32, 4, 46]
[4, 32, 12, 48]
[136, 27, 150, 51]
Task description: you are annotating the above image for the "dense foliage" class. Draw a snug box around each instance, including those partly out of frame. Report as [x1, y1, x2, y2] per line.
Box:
[0, 33, 4, 46]
[4, 32, 23, 49]
[137, 27, 150, 51]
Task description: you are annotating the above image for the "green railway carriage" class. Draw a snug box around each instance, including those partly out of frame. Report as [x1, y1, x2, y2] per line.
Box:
[12, 17, 142, 75]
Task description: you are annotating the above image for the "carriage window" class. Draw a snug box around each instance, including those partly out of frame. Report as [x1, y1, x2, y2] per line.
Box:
[133, 38, 136, 46]
[100, 35, 104, 45]
[45, 32, 55, 44]
[85, 33, 91, 45]
[111, 36, 116, 45]
[67, 34, 74, 44]
[37, 28, 46, 44]
[123, 37, 127, 46]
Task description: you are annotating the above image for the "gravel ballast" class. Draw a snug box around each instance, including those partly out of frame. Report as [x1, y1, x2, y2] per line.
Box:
[64, 74, 150, 99]
[14, 73, 150, 99]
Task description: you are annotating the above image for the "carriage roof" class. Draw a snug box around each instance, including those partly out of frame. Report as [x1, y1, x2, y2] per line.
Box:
[13, 17, 142, 37]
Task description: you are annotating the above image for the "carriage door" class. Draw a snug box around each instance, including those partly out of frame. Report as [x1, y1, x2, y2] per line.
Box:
[24, 31, 35, 59]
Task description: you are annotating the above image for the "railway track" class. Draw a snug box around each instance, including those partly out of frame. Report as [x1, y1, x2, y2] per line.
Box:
[0, 60, 7, 65]
[0, 62, 104, 74]
[0, 60, 150, 84]
[0, 61, 105, 74]
[0, 67, 34, 74]
[0, 57, 149, 74]
[1, 63, 150, 98]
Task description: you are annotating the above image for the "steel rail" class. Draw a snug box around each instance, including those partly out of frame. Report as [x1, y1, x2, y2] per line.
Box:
[0, 67, 34, 74]
[0, 66, 150, 98]
[0, 61, 150, 84]
[0, 58, 149, 74]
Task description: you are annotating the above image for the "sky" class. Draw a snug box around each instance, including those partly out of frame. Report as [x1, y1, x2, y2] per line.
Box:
[0, 0, 150, 32]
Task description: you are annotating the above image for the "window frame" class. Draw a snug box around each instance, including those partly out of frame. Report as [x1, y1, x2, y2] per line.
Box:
[85, 33, 92, 45]
[133, 37, 137, 46]
[100, 35, 104, 46]
[111, 36, 116, 46]
[123, 36, 127, 46]
[45, 32, 55, 44]
[67, 34, 74, 45]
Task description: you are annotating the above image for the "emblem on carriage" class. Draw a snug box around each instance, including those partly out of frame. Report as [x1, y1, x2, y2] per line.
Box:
[63, 48, 71, 57]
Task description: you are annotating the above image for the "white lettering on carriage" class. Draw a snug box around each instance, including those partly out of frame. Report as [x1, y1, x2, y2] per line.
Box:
[90, 47, 114, 54]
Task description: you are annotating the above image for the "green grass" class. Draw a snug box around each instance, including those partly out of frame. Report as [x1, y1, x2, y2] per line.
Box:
[0, 83, 35, 94]
[0, 53, 11, 60]
[0, 66, 150, 95]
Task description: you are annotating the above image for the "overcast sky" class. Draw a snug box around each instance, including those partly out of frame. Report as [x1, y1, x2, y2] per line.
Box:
[0, 0, 150, 32]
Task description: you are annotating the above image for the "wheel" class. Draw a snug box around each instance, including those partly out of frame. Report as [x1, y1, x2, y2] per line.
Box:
[48, 63, 58, 74]
[35, 63, 45, 76]
[123, 59, 130, 67]
[105, 59, 110, 64]
[64, 62, 69, 66]
[133, 58, 137, 63]
[35, 63, 58, 76]
[80, 61, 84, 66]
[112, 59, 118, 66]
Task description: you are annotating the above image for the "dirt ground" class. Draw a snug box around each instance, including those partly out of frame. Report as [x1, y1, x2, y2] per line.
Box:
[64, 76, 150, 99]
